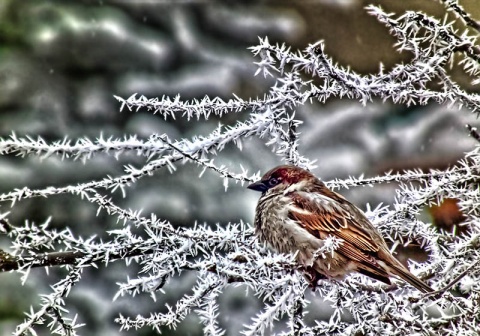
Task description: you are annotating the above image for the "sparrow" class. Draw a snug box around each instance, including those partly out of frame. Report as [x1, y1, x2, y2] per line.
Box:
[248, 165, 433, 293]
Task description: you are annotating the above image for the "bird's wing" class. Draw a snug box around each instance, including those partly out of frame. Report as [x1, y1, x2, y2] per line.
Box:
[287, 190, 433, 292]
[287, 191, 393, 282]
[288, 191, 381, 253]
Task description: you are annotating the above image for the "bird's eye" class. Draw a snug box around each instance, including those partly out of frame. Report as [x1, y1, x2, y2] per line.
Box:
[268, 177, 280, 186]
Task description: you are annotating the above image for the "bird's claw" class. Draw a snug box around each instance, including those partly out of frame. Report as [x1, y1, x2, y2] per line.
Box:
[299, 266, 326, 290]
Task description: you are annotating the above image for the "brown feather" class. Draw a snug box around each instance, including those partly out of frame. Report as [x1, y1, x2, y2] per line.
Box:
[289, 191, 380, 253]
[289, 204, 392, 285]
[288, 182, 433, 293]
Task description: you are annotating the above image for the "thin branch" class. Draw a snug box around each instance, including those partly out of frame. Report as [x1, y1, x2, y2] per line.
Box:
[423, 260, 480, 299]
[440, 0, 480, 33]
[466, 124, 480, 143]
[0, 245, 149, 272]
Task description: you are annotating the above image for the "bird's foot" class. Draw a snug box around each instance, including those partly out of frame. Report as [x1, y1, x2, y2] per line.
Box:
[300, 266, 327, 290]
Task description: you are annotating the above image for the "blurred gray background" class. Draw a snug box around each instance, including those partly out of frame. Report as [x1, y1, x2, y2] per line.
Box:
[0, 0, 479, 335]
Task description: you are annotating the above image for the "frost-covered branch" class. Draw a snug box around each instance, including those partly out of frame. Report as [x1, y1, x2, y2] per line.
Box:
[2, 2, 480, 336]
[440, 0, 480, 33]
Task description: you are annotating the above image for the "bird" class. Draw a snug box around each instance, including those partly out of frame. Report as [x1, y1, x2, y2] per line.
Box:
[247, 165, 433, 293]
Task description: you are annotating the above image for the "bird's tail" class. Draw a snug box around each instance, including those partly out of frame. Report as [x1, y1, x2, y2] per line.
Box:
[387, 258, 433, 293]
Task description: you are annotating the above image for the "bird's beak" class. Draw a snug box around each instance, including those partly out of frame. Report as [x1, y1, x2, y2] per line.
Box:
[247, 181, 268, 192]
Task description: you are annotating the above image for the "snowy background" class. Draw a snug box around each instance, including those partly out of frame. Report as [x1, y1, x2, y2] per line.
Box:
[1, 0, 480, 335]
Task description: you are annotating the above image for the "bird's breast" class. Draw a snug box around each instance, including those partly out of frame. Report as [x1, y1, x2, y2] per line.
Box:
[255, 194, 323, 257]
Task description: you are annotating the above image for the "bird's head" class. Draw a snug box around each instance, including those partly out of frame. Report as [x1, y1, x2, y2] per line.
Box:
[247, 165, 316, 194]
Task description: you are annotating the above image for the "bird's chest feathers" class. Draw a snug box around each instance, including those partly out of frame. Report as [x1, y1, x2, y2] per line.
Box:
[255, 195, 321, 254]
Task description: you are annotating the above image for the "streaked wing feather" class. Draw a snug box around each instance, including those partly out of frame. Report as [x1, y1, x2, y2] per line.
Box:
[336, 241, 390, 280]
[289, 205, 391, 281]
[288, 192, 379, 252]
